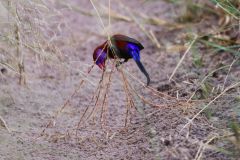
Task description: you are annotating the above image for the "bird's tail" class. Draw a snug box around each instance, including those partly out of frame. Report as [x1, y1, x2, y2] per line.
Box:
[135, 60, 150, 86]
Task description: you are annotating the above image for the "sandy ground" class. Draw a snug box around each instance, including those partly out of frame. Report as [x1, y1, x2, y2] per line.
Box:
[0, 0, 239, 160]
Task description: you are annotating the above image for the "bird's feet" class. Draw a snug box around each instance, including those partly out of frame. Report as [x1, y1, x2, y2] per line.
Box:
[115, 59, 128, 68]
[115, 61, 123, 68]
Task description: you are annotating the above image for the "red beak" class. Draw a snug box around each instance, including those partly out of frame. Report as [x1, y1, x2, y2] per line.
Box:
[98, 63, 105, 70]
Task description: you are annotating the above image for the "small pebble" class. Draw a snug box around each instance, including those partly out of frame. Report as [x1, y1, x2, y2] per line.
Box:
[163, 139, 171, 146]
[0, 68, 7, 74]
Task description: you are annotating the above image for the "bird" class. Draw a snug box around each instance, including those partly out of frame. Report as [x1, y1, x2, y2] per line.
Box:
[93, 34, 150, 86]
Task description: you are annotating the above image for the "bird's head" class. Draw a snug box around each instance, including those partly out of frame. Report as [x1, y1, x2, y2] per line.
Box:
[93, 42, 108, 70]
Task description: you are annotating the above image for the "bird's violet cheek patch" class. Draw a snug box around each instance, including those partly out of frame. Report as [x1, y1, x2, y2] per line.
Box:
[96, 49, 107, 65]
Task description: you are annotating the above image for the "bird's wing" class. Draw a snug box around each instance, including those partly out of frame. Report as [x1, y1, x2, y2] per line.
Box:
[110, 34, 144, 50]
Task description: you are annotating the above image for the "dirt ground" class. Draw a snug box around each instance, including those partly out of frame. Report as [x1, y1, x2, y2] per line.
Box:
[0, 0, 240, 160]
